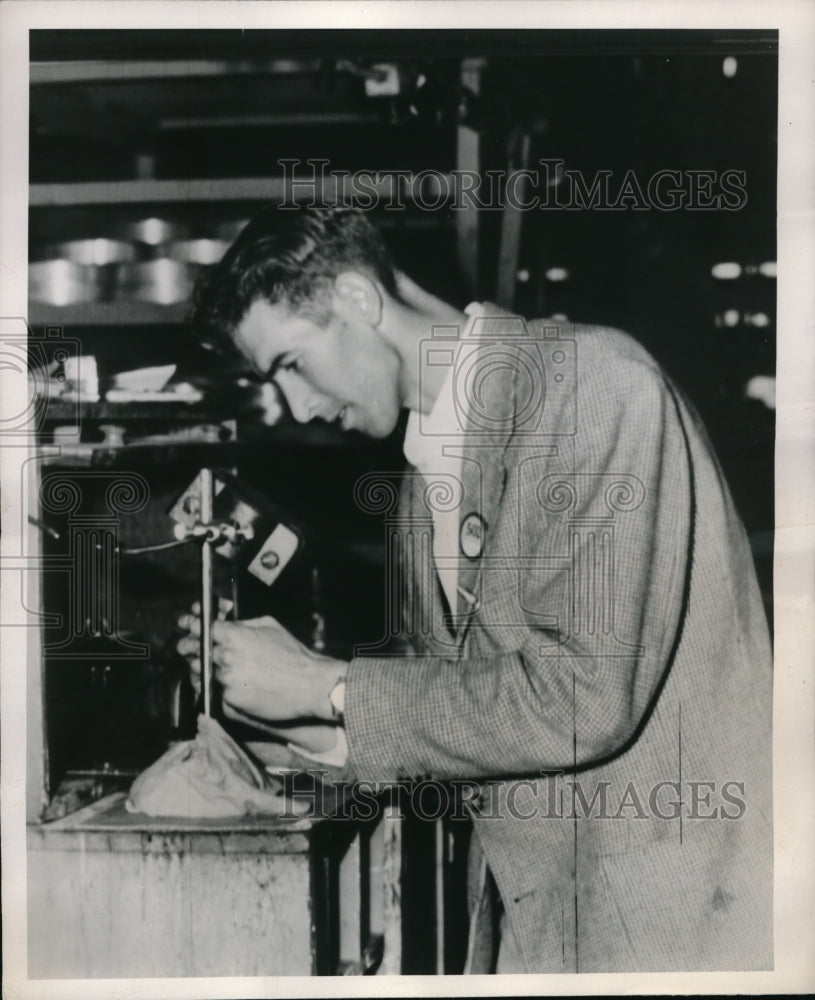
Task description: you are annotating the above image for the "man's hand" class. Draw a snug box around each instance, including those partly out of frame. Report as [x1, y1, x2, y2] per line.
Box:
[176, 598, 231, 701]
[176, 605, 347, 728]
[222, 705, 344, 758]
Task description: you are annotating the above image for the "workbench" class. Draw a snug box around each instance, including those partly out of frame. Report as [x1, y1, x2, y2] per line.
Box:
[28, 787, 404, 977]
[24, 411, 445, 978]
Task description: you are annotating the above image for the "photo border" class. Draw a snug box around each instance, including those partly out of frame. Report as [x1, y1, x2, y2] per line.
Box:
[2, 2, 813, 997]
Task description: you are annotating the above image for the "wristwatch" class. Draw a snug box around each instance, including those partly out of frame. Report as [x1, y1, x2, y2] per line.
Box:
[328, 677, 346, 721]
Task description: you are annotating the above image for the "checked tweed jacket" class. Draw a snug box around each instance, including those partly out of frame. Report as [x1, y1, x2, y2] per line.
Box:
[344, 306, 773, 972]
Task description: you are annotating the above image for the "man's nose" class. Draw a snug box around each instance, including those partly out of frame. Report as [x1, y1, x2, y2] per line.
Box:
[274, 371, 318, 423]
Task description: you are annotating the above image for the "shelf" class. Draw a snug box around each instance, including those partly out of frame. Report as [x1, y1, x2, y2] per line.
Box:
[30, 790, 337, 836]
[30, 58, 323, 86]
[30, 177, 288, 208]
[40, 399, 234, 423]
[30, 173, 455, 209]
[39, 433, 365, 467]
[29, 300, 188, 326]
[38, 400, 366, 460]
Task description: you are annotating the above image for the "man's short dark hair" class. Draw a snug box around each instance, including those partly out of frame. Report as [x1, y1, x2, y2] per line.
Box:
[190, 205, 399, 350]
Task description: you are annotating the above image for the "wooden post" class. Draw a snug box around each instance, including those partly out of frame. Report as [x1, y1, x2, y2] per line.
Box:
[377, 802, 403, 974]
[456, 59, 485, 299]
[26, 457, 49, 822]
[496, 131, 532, 309]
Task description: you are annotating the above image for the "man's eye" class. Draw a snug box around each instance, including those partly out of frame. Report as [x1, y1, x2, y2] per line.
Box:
[267, 357, 301, 379]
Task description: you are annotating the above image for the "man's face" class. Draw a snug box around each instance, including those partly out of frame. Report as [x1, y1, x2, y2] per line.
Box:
[233, 296, 402, 438]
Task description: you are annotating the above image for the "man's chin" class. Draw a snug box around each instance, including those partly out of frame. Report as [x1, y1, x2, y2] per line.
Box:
[346, 409, 398, 439]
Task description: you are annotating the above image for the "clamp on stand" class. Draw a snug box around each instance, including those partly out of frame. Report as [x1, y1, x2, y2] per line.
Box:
[170, 468, 254, 717]
[168, 468, 303, 717]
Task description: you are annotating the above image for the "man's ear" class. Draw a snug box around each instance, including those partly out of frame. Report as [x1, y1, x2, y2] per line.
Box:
[333, 271, 383, 327]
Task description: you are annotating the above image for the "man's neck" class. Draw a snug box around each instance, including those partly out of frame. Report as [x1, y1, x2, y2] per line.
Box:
[384, 274, 471, 414]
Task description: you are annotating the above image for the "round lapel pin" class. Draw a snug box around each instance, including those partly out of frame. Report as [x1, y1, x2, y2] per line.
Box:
[460, 512, 486, 560]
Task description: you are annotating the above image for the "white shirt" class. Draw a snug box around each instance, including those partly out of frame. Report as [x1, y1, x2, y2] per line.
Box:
[402, 301, 485, 615]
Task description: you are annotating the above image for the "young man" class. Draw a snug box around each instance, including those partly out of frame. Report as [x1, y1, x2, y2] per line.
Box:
[178, 206, 772, 973]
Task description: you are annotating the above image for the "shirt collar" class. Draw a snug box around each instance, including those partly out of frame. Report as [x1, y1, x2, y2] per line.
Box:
[403, 301, 485, 469]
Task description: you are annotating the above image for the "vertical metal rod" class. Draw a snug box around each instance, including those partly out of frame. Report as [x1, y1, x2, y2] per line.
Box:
[200, 467, 214, 717]
[435, 818, 446, 974]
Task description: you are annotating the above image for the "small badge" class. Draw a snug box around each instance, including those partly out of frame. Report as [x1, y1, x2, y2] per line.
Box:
[247, 523, 300, 586]
[460, 512, 486, 560]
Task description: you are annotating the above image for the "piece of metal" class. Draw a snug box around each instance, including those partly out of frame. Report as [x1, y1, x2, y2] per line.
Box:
[115, 216, 190, 246]
[162, 238, 230, 266]
[114, 258, 199, 305]
[39, 238, 139, 267]
[28, 259, 104, 305]
[200, 467, 215, 717]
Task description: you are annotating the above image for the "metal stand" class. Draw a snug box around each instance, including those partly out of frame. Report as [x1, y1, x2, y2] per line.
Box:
[199, 467, 215, 716]
[167, 465, 298, 716]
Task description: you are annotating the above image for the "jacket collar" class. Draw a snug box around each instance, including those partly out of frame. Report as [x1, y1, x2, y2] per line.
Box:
[452, 302, 518, 630]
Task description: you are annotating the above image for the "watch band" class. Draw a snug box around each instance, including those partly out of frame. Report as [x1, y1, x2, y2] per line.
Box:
[328, 677, 346, 720]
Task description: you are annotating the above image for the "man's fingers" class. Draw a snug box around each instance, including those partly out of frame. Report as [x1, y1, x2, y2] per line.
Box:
[212, 620, 232, 648]
[177, 608, 230, 639]
[185, 596, 232, 622]
[189, 657, 202, 698]
[177, 614, 200, 636]
[212, 657, 233, 685]
[222, 701, 259, 726]
[278, 723, 342, 755]
[242, 615, 278, 630]
[192, 597, 233, 616]
[177, 634, 200, 658]
[212, 619, 248, 647]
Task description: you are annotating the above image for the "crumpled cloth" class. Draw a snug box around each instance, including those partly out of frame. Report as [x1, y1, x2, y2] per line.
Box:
[126, 715, 293, 818]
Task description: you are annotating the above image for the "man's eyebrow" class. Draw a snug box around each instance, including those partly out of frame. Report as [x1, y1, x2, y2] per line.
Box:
[264, 354, 285, 379]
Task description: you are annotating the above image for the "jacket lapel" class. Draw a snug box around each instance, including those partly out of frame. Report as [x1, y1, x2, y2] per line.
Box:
[448, 303, 519, 636]
[402, 302, 522, 648]
[405, 467, 461, 653]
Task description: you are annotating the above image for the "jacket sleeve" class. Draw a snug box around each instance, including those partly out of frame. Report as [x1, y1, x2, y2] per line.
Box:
[344, 361, 696, 783]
